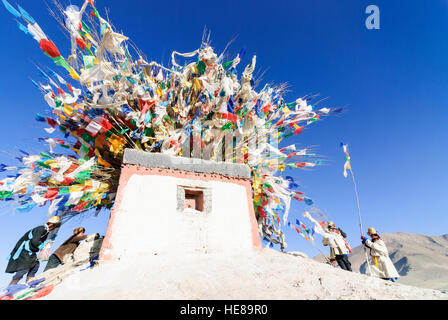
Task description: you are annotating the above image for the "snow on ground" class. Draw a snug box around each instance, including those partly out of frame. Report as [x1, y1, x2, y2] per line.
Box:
[44, 248, 448, 300]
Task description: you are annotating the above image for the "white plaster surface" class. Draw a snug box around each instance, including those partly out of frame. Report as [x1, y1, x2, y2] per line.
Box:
[107, 174, 254, 258]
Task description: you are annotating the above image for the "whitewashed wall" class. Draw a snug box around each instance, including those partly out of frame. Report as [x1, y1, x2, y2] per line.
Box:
[107, 174, 254, 258]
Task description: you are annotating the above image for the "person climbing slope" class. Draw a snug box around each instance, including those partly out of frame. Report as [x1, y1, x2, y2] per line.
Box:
[5, 216, 61, 286]
[322, 221, 352, 271]
[44, 227, 98, 272]
[361, 227, 400, 282]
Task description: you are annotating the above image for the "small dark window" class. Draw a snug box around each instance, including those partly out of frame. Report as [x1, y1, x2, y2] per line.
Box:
[184, 189, 204, 212]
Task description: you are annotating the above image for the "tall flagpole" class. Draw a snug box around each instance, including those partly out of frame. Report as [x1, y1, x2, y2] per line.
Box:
[348, 167, 372, 275]
[342, 143, 372, 275]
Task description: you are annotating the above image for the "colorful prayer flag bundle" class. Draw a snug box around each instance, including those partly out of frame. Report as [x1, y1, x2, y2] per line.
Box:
[0, 0, 340, 241]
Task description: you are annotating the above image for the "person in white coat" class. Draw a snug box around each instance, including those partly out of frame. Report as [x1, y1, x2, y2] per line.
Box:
[361, 227, 400, 282]
[322, 222, 352, 271]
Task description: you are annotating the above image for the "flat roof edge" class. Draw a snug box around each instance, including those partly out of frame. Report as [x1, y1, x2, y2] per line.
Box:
[123, 149, 251, 179]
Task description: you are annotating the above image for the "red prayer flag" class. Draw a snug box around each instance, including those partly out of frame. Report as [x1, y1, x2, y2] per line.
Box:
[226, 113, 237, 123]
[100, 118, 114, 131]
[39, 39, 61, 58]
[66, 83, 74, 93]
[138, 99, 155, 118]
[61, 177, 74, 185]
[76, 38, 86, 50]
[294, 126, 303, 135]
[73, 201, 88, 212]
[44, 188, 59, 200]
[46, 117, 57, 128]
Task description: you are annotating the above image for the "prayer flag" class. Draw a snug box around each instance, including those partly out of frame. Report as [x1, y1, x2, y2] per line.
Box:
[341, 143, 351, 178]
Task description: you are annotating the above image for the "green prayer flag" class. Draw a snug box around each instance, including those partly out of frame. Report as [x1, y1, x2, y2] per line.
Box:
[0, 191, 13, 200]
[196, 60, 206, 75]
[53, 56, 71, 71]
[75, 170, 91, 181]
[54, 97, 62, 108]
[81, 20, 90, 33]
[84, 200, 93, 209]
[80, 144, 90, 155]
[81, 131, 95, 143]
[221, 122, 232, 131]
[80, 191, 92, 201]
[36, 161, 50, 169]
[144, 127, 154, 136]
[59, 187, 70, 195]
[83, 55, 96, 70]
[223, 60, 233, 69]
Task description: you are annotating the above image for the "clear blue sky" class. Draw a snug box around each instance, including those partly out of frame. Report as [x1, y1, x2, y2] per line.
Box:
[0, 0, 447, 286]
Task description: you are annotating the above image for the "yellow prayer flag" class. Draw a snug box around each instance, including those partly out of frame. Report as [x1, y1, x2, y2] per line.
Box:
[69, 185, 84, 192]
[63, 104, 73, 116]
[69, 68, 80, 80]
[109, 134, 126, 156]
[192, 78, 202, 91]
[95, 195, 103, 205]
[85, 33, 95, 43]
[282, 107, 291, 114]
[59, 113, 67, 122]
[84, 180, 93, 189]
[46, 160, 58, 168]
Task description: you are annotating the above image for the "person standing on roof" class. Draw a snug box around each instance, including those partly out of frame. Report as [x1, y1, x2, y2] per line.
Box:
[322, 221, 353, 271]
[361, 227, 400, 282]
[5, 216, 61, 286]
[43, 227, 98, 272]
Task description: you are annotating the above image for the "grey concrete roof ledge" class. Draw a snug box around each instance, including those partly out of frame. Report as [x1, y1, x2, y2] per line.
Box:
[123, 149, 251, 179]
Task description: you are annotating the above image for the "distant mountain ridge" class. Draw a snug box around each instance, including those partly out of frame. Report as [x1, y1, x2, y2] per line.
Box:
[314, 232, 448, 291]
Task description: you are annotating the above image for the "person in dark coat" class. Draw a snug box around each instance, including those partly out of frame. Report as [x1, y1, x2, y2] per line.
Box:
[44, 227, 97, 272]
[5, 216, 61, 285]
